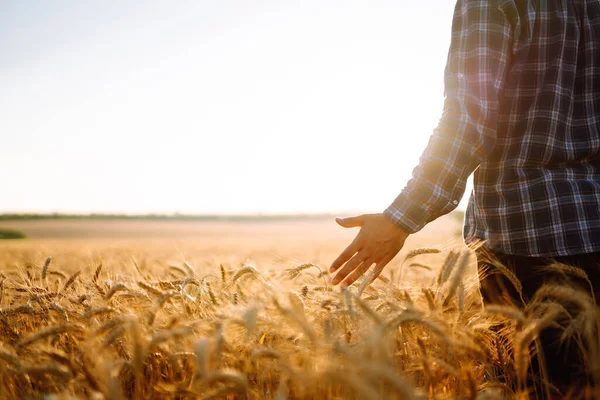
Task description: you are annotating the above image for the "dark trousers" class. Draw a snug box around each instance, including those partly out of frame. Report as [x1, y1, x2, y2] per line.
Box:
[476, 248, 600, 397]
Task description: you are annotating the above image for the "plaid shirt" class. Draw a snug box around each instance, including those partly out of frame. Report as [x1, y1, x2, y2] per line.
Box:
[384, 0, 600, 257]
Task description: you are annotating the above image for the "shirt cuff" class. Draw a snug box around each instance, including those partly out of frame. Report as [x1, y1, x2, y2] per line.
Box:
[383, 192, 434, 234]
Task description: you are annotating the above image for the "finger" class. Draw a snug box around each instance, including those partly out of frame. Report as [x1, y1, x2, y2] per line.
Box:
[335, 215, 365, 228]
[370, 255, 394, 283]
[330, 237, 362, 273]
[342, 258, 373, 287]
[332, 252, 366, 285]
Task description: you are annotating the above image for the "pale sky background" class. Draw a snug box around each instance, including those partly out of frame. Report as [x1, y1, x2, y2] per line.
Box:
[1, 0, 464, 215]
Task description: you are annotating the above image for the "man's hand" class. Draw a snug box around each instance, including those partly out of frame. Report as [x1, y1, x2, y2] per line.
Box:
[330, 213, 409, 287]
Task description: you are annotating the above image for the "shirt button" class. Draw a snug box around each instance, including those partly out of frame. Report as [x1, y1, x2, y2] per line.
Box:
[452, 200, 458, 205]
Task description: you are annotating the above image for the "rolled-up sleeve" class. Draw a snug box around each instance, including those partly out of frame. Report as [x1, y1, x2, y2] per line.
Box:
[384, 0, 513, 233]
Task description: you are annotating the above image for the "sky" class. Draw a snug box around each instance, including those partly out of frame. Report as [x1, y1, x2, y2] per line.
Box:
[1, 0, 460, 215]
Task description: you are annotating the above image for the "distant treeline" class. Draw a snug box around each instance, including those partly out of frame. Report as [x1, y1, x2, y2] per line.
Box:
[0, 213, 339, 222]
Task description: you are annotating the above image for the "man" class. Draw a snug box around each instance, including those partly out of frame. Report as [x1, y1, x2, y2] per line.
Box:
[330, 0, 600, 396]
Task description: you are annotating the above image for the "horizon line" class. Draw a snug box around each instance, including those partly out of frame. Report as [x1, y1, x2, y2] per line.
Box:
[0, 211, 465, 222]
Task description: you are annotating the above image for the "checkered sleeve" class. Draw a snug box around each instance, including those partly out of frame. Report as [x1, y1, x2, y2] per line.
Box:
[384, 0, 513, 233]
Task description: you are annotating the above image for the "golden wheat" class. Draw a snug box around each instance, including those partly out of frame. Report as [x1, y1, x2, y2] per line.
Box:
[0, 243, 596, 399]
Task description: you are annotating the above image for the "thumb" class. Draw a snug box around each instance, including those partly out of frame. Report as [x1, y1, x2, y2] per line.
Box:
[335, 215, 365, 228]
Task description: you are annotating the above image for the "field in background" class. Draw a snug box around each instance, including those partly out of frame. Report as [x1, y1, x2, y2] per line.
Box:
[0, 214, 465, 273]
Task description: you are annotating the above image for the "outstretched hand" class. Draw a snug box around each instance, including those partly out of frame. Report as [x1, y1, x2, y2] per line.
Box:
[330, 213, 409, 287]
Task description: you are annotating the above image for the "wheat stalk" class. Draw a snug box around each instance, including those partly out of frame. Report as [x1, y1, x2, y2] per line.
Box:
[93, 264, 103, 282]
[232, 266, 257, 282]
[18, 323, 85, 348]
[404, 248, 442, 261]
[104, 284, 128, 300]
[61, 271, 81, 292]
[41, 257, 52, 280]
[437, 250, 459, 286]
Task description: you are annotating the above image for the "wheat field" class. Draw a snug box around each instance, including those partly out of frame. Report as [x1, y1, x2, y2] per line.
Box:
[0, 217, 597, 399]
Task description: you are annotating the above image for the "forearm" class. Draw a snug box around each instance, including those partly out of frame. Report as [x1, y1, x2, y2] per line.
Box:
[384, 0, 512, 233]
